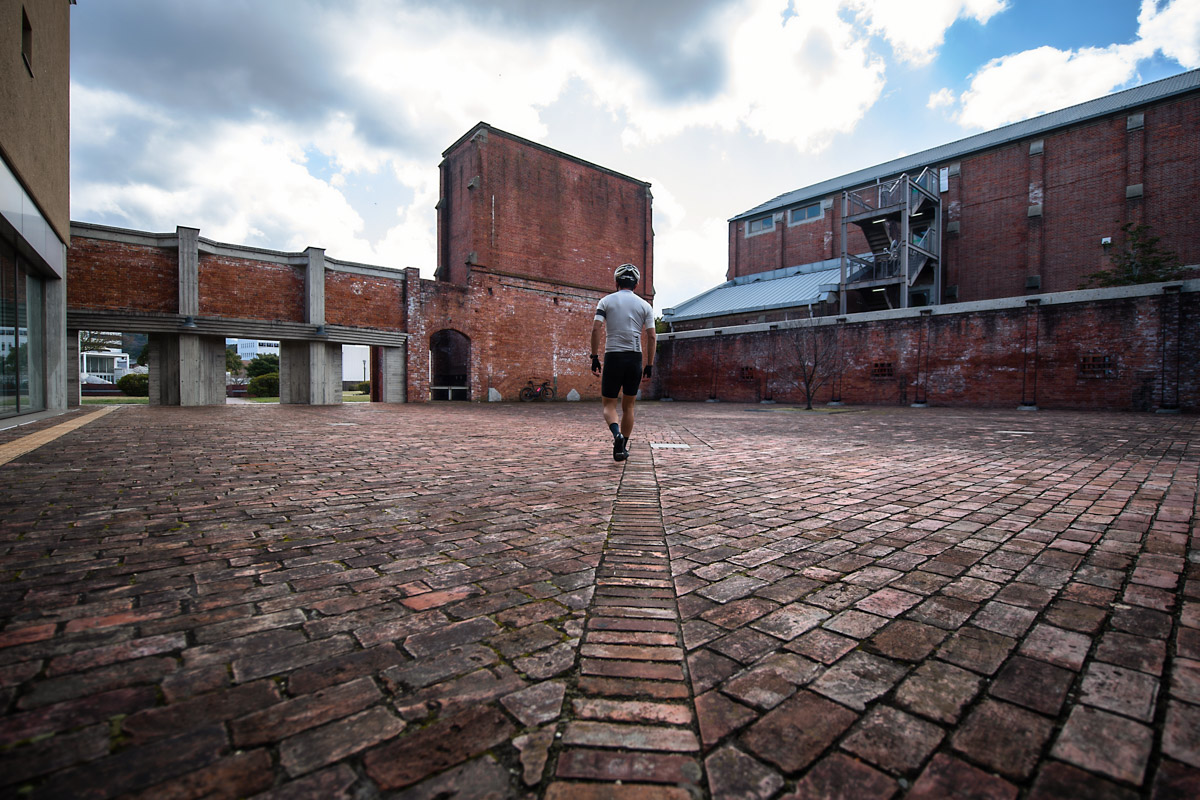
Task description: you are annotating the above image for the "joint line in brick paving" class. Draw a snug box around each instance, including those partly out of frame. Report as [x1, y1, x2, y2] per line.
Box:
[544, 451, 705, 798]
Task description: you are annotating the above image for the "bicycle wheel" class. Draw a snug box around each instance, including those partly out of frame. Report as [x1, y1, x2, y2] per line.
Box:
[542, 386, 556, 401]
[519, 387, 535, 402]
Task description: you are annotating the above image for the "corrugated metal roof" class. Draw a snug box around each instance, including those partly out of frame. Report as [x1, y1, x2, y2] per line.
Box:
[733, 68, 1200, 221]
[663, 260, 842, 322]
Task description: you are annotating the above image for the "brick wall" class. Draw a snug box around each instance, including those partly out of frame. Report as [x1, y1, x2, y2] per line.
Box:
[326, 269, 406, 331]
[68, 236, 178, 313]
[407, 267, 606, 403]
[728, 90, 1200, 303]
[654, 287, 1198, 412]
[439, 125, 654, 304]
[197, 253, 305, 322]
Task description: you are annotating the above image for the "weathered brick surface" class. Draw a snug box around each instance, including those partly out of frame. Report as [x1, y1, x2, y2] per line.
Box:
[197, 252, 304, 322]
[655, 289, 1199, 412]
[68, 236, 177, 313]
[0, 401, 1196, 798]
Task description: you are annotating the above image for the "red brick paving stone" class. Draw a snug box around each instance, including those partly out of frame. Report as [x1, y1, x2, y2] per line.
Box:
[749, 602, 831, 640]
[577, 675, 691, 700]
[905, 752, 1018, 800]
[1171, 658, 1200, 704]
[1095, 630, 1167, 675]
[1151, 758, 1200, 800]
[0, 722, 109, 787]
[781, 752, 898, 800]
[1019, 623, 1093, 670]
[31, 724, 228, 800]
[741, 690, 857, 772]
[572, 696, 692, 725]
[708, 627, 782, 664]
[688, 648, 741, 693]
[230, 676, 382, 746]
[557, 747, 703, 784]
[1027, 761, 1139, 800]
[722, 660, 809, 710]
[562, 720, 699, 752]
[124, 749, 275, 800]
[363, 703, 514, 790]
[1051, 705, 1154, 784]
[390, 755, 513, 800]
[0, 685, 158, 748]
[514, 726, 556, 786]
[840, 704, 944, 774]
[280, 705, 405, 777]
[989, 655, 1075, 715]
[382, 643, 499, 690]
[544, 783, 693, 800]
[704, 745, 783, 799]
[936, 626, 1018, 675]
[500, 679, 566, 727]
[787, 627, 859, 664]
[895, 659, 982, 724]
[1162, 700, 1200, 769]
[808, 650, 908, 710]
[1079, 661, 1159, 722]
[250, 763, 359, 800]
[695, 689, 758, 747]
[701, 597, 780, 628]
[951, 698, 1055, 779]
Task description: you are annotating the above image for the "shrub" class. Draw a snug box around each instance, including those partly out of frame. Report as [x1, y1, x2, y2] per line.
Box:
[248, 372, 280, 398]
[356, 381, 371, 395]
[116, 373, 149, 397]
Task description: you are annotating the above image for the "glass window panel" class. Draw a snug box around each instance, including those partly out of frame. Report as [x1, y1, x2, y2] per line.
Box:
[0, 238, 16, 416]
[22, 263, 43, 411]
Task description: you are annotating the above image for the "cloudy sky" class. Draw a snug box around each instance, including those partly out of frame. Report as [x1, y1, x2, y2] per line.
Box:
[70, 0, 1199, 312]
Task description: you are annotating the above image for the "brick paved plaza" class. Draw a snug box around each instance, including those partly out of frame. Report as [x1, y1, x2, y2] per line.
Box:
[0, 401, 1197, 799]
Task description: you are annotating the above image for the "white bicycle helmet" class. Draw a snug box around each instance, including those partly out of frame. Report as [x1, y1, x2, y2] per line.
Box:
[614, 263, 640, 286]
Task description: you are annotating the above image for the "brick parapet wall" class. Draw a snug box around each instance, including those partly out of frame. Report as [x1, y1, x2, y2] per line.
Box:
[68, 236, 177, 313]
[654, 282, 1198, 412]
[197, 253, 305, 322]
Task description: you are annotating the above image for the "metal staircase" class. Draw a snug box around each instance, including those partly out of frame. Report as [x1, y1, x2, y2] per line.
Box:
[840, 168, 942, 313]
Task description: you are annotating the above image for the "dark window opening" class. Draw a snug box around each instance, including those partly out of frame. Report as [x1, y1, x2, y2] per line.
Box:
[1079, 354, 1115, 379]
[21, 7, 33, 76]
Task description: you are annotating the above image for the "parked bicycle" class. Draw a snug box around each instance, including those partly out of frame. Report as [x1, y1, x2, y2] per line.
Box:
[519, 379, 556, 402]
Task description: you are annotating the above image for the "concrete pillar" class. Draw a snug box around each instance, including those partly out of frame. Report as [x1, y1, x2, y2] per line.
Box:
[375, 345, 407, 403]
[46, 279, 70, 410]
[178, 226, 200, 319]
[64, 325, 78, 409]
[280, 340, 342, 404]
[148, 332, 225, 406]
[305, 247, 325, 325]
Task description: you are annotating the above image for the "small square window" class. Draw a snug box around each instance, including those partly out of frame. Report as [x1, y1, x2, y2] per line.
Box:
[871, 362, 894, 380]
[746, 216, 774, 235]
[1079, 354, 1115, 379]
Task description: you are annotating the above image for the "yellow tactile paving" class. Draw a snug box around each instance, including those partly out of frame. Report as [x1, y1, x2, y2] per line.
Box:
[0, 406, 120, 467]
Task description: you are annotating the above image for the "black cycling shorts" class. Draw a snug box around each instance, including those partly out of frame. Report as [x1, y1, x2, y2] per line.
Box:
[601, 352, 643, 399]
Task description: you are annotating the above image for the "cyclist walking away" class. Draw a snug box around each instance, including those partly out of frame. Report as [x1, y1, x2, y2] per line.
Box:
[590, 263, 655, 462]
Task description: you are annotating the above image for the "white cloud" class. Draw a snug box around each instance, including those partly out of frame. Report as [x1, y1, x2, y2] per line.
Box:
[1138, 0, 1200, 68]
[654, 218, 731, 312]
[949, 0, 1197, 130]
[955, 44, 1147, 129]
[927, 87, 956, 110]
[846, 0, 1009, 65]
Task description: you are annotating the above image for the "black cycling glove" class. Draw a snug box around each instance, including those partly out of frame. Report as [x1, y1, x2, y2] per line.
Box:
[591, 354, 602, 373]
[642, 364, 653, 379]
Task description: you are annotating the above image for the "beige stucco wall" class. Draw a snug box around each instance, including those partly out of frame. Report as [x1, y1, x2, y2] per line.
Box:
[0, 0, 71, 244]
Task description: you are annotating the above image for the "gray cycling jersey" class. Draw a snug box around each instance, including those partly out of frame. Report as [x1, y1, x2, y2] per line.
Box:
[595, 289, 654, 353]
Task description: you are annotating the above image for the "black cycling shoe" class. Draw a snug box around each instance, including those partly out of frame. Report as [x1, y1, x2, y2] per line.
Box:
[613, 433, 628, 462]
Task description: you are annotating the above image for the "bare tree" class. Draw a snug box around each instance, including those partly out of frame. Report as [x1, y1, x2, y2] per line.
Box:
[79, 330, 121, 352]
[790, 309, 839, 410]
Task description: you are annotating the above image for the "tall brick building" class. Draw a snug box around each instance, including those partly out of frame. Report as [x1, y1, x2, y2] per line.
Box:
[664, 69, 1199, 329]
[412, 123, 653, 403]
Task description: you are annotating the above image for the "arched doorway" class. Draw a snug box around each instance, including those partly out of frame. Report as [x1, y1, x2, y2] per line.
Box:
[429, 329, 470, 400]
